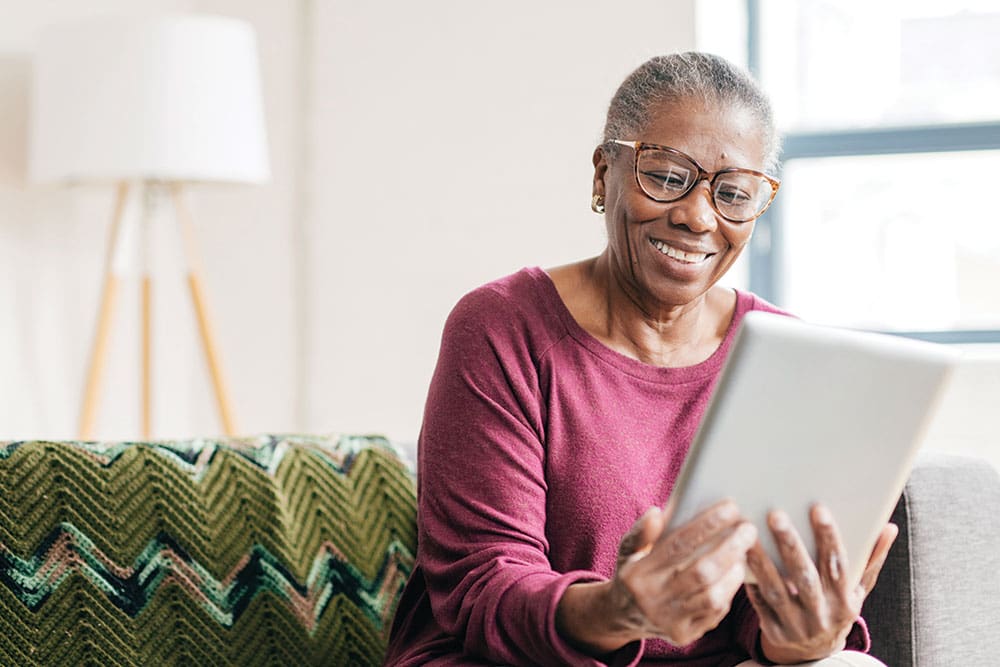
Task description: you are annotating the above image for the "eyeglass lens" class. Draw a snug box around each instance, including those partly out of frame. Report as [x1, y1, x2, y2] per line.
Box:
[635, 148, 773, 221]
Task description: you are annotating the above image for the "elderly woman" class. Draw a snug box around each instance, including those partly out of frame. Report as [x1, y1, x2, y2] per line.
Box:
[385, 53, 896, 666]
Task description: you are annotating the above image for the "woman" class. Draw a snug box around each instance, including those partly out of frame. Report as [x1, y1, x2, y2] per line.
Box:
[385, 53, 896, 666]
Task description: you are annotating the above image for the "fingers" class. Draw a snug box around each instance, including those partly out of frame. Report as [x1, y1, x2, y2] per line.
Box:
[654, 557, 750, 646]
[618, 507, 666, 567]
[616, 500, 757, 646]
[677, 556, 748, 616]
[665, 522, 755, 639]
[768, 510, 824, 610]
[667, 521, 757, 599]
[810, 504, 850, 605]
[745, 508, 893, 662]
[652, 499, 743, 570]
[745, 540, 795, 624]
[859, 523, 898, 595]
[745, 581, 782, 631]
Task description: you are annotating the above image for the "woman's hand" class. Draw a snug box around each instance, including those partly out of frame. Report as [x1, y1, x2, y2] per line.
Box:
[556, 500, 758, 654]
[744, 505, 898, 664]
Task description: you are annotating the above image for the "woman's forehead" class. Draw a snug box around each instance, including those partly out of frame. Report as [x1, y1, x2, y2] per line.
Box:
[639, 98, 768, 169]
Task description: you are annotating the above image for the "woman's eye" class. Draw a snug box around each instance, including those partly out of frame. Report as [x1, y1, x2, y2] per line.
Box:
[643, 169, 688, 191]
[716, 186, 751, 204]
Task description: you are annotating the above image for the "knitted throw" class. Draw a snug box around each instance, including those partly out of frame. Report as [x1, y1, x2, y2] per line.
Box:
[0, 434, 417, 666]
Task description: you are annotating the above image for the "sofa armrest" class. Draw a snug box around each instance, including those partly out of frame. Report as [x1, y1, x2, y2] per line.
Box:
[865, 452, 1000, 667]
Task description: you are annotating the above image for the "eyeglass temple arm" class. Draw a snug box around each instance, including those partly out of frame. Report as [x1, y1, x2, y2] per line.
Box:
[610, 139, 638, 149]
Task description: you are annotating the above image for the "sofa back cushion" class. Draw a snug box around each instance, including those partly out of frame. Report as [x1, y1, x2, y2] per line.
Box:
[863, 452, 1000, 667]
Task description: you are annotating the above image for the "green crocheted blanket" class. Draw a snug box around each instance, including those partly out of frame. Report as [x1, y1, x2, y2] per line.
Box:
[0, 434, 417, 666]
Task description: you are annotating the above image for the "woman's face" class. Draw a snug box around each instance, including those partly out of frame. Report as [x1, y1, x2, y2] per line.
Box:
[593, 97, 768, 312]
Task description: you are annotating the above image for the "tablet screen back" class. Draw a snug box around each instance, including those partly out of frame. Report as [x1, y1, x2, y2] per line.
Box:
[664, 311, 958, 584]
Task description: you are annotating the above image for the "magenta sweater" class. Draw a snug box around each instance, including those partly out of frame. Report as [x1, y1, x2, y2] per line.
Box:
[385, 267, 868, 666]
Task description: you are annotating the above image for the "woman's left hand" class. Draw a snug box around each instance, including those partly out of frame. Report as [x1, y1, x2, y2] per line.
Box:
[744, 505, 898, 664]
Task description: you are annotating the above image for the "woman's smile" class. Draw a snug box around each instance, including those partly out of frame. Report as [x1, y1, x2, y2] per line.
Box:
[648, 237, 714, 264]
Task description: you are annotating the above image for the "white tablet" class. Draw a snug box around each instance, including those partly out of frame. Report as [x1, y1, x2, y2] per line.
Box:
[663, 311, 958, 584]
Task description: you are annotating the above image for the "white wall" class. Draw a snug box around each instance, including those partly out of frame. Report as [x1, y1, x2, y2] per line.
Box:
[0, 0, 302, 440]
[0, 0, 698, 444]
[922, 346, 1000, 470]
[302, 0, 698, 444]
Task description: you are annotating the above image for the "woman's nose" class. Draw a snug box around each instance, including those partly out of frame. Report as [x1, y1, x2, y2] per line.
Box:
[670, 182, 718, 233]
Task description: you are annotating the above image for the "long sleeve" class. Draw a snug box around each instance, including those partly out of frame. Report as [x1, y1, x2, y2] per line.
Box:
[415, 287, 642, 666]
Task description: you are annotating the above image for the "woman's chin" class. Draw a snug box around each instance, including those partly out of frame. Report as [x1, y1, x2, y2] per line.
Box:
[639, 280, 714, 312]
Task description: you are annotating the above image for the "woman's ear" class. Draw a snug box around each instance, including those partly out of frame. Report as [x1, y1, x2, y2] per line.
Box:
[592, 145, 608, 198]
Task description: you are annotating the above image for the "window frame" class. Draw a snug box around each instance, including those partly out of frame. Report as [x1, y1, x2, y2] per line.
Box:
[745, 0, 1000, 343]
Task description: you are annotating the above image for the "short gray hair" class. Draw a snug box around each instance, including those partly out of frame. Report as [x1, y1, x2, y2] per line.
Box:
[602, 52, 780, 171]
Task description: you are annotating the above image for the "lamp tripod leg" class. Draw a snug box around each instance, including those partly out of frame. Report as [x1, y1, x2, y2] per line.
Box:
[77, 182, 130, 440]
[140, 183, 155, 440]
[141, 272, 153, 439]
[170, 184, 238, 436]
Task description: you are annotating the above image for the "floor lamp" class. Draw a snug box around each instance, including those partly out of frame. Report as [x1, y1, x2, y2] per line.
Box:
[29, 15, 271, 440]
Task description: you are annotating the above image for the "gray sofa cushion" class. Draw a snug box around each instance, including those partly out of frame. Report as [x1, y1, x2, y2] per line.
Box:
[865, 453, 1000, 667]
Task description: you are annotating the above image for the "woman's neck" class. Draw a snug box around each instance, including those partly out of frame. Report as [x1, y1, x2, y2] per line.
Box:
[549, 255, 734, 368]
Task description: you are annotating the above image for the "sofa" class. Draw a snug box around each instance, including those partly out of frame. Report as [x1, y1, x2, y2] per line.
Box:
[0, 435, 997, 666]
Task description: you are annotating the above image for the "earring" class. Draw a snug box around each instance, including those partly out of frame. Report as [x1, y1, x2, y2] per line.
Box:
[591, 194, 605, 214]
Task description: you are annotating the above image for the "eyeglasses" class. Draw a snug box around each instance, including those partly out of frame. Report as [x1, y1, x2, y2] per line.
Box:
[609, 140, 780, 223]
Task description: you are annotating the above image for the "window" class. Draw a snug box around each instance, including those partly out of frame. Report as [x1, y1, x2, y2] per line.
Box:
[745, 0, 1000, 342]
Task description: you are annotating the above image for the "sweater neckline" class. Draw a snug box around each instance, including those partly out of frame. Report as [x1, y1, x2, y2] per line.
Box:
[525, 266, 751, 384]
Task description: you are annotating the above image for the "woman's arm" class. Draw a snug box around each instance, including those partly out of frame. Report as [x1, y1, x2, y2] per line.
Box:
[416, 288, 628, 666]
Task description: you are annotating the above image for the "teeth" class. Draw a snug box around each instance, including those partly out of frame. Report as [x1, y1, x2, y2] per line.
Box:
[650, 239, 709, 263]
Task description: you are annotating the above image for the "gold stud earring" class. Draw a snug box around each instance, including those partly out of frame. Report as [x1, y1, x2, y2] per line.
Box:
[591, 194, 605, 214]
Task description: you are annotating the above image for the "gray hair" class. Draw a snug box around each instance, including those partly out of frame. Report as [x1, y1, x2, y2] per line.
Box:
[602, 52, 780, 171]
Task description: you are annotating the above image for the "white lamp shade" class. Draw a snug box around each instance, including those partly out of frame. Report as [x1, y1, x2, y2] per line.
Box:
[29, 14, 270, 184]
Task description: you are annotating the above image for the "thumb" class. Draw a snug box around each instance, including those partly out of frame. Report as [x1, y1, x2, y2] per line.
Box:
[618, 506, 665, 567]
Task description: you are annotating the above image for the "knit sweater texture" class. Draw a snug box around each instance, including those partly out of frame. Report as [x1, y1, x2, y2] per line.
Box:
[385, 267, 868, 666]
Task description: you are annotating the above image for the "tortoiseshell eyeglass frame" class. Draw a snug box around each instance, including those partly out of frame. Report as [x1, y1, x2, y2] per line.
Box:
[609, 139, 781, 223]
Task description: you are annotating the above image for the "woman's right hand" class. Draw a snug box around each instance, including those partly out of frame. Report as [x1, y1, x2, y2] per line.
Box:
[557, 500, 757, 654]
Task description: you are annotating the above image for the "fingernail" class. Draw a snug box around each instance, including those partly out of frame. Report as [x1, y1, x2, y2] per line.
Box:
[786, 580, 799, 597]
[815, 505, 834, 525]
[717, 501, 739, 520]
[738, 522, 758, 543]
[770, 511, 790, 530]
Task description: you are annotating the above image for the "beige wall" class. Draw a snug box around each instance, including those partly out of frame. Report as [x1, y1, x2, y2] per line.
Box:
[923, 346, 1000, 470]
[301, 0, 698, 444]
[0, 0, 302, 440]
[0, 0, 699, 444]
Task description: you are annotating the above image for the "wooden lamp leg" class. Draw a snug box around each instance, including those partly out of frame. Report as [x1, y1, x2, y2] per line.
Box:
[141, 275, 153, 438]
[170, 184, 238, 436]
[78, 182, 130, 440]
[140, 183, 154, 439]
[140, 271, 153, 438]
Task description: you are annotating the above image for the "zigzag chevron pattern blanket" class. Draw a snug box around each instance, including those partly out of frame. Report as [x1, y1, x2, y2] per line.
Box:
[0, 434, 417, 666]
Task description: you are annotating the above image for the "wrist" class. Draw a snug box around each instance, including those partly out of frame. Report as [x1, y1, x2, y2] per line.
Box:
[556, 580, 640, 655]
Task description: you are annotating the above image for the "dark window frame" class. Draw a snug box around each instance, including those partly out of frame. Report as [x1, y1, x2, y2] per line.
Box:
[745, 0, 1000, 344]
